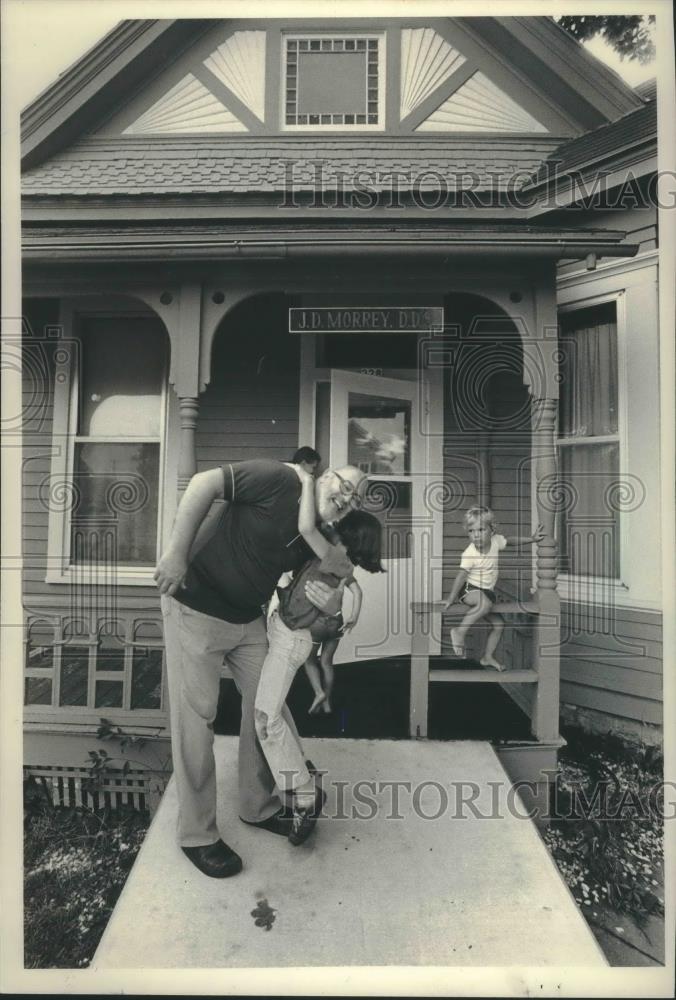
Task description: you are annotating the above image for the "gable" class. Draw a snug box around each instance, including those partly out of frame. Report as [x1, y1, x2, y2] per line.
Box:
[21, 16, 644, 170]
[93, 19, 589, 141]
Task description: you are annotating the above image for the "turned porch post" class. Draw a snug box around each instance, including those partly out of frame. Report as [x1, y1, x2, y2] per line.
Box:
[177, 396, 199, 495]
[531, 396, 561, 742]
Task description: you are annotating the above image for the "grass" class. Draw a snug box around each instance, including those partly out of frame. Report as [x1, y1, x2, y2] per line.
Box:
[542, 725, 664, 925]
[23, 778, 149, 969]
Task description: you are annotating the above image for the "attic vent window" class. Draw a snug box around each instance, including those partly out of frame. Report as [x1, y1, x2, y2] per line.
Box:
[284, 35, 383, 129]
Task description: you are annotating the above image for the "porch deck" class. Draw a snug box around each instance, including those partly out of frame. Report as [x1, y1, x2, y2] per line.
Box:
[93, 736, 605, 969]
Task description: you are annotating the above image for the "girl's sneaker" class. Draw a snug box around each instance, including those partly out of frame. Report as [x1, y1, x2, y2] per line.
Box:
[288, 786, 327, 846]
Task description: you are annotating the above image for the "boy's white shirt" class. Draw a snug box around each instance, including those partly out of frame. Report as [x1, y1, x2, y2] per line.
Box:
[460, 533, 507, 590]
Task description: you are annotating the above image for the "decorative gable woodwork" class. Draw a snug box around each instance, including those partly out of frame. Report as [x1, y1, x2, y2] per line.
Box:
[203, 30, 266, 122]
[123, 74, 248, 135]
[416, 71, 549, 133]
[400, 27, 466, 119]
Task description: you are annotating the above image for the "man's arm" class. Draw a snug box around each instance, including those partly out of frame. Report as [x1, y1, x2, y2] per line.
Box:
[305, 579, 344, 616]
[154, 468, 224, 596]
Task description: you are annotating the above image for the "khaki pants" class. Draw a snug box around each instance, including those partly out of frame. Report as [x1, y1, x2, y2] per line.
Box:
[161, 595, 304, 847]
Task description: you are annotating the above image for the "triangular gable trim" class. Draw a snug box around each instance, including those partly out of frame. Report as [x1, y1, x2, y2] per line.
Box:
[400, 27, 466, 119]
[123, 74, 248, 135]
[416, 70, 548, 133]
[203, 30, 266, 122]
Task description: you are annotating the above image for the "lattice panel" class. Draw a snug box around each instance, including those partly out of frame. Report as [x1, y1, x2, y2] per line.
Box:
[400, 27, 466, 119]
[416, 71, 549, 133]
[203, 30, 266, 121]
[123, 74, 248, 134]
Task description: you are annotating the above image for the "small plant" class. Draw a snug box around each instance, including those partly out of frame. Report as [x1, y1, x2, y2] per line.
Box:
[543, 726, 664, 925]
[82, 718, 171, 807]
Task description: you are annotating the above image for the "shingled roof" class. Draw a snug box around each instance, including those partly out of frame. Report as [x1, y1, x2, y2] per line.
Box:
[527, 99, 656, 189]
[21, 136, 562, 196]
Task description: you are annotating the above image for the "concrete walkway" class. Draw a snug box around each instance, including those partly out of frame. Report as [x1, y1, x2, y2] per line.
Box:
[94, 737, 606, 968]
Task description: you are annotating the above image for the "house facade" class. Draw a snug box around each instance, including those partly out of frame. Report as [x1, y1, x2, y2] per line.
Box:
[20, 17, 661, 784]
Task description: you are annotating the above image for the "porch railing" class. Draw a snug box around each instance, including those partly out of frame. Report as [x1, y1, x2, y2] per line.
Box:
[409, 536, 561, 743]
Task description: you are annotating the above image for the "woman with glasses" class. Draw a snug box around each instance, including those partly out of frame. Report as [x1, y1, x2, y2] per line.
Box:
[254, 465, 384, 846]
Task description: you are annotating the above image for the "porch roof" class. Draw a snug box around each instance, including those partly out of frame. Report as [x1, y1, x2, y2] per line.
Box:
[22, 220, 638, 262]
[524, 98, 657, 193]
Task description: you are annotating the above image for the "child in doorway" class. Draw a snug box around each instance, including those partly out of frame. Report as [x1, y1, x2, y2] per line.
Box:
[255, 466, 383, 844]
[442, 506, 544, 670]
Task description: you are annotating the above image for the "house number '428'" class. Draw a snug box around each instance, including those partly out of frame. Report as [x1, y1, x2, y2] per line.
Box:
[360, 368, 383, 376]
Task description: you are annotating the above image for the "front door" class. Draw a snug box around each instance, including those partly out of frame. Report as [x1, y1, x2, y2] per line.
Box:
[328, 370, 435, 663]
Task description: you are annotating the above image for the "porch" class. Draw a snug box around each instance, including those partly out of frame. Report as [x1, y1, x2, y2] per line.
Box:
[93, 735, 606, 969]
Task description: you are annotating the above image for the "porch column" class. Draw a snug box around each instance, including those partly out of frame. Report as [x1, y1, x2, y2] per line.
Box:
[477, 430, 491, 506]
[177, 396, 199, 494]
[531, 396, 560, 742]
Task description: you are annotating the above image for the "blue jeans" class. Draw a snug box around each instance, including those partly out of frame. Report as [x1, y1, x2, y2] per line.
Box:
[254, 612, 314, 792]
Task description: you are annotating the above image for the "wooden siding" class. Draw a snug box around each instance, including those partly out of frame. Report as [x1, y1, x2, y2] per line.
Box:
[195, 299, 300, 468]
[559, 603, 663, 728]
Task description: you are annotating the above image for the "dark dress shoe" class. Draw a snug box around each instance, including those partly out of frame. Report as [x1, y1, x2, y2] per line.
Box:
[240, 808, 293, 836]
[288, 787, 327, 847]
[181, 839, 243, 878]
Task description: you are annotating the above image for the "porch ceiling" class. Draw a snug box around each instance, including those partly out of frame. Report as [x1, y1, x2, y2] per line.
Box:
[22, 221, 638, 263]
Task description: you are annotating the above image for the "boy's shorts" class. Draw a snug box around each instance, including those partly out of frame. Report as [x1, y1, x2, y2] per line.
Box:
[310, 613, 344, 644]
[461, 582, 497, 604]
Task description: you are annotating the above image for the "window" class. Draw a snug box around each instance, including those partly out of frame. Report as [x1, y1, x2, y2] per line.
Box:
[47, 312, 169, 583]
[283, 35, 384, 129]
[24, 617, 165, 717]
[557, 302, 620, 579]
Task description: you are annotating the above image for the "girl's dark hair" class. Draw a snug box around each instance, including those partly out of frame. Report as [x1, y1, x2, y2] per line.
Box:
[336, 510, 385, 574]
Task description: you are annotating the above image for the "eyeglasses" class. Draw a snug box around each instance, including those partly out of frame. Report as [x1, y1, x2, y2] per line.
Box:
[332, 470, 364, 510]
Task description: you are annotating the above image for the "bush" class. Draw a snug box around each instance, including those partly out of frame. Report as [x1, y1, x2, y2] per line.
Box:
[24, 783, 148, 968]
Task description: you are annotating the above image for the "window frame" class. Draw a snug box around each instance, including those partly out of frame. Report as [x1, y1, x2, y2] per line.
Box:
[280, 31, 386, 132]
[45, 302, 170, 587]
[555, 290, 630, 603]
[23, 615, 168, 725]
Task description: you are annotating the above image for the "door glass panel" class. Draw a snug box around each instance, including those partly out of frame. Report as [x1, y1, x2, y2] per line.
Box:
[363, 480, 412, 558]
[347, 393, 410, 474]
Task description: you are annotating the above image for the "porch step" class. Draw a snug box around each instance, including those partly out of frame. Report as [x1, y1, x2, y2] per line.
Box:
[94, 737, 605, 969]
[413, 600, 539, 615]
[429, 666, 539, 683]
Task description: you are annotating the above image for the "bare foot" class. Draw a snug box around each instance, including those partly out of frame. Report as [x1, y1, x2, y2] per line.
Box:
[309, 692, 327, 714]
[450, 628, 465, 657]
[480, 655, 505, 671]
[321, 697, 332, 714]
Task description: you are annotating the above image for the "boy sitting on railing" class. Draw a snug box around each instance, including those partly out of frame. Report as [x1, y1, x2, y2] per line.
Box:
[442, 506, 544, 670]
